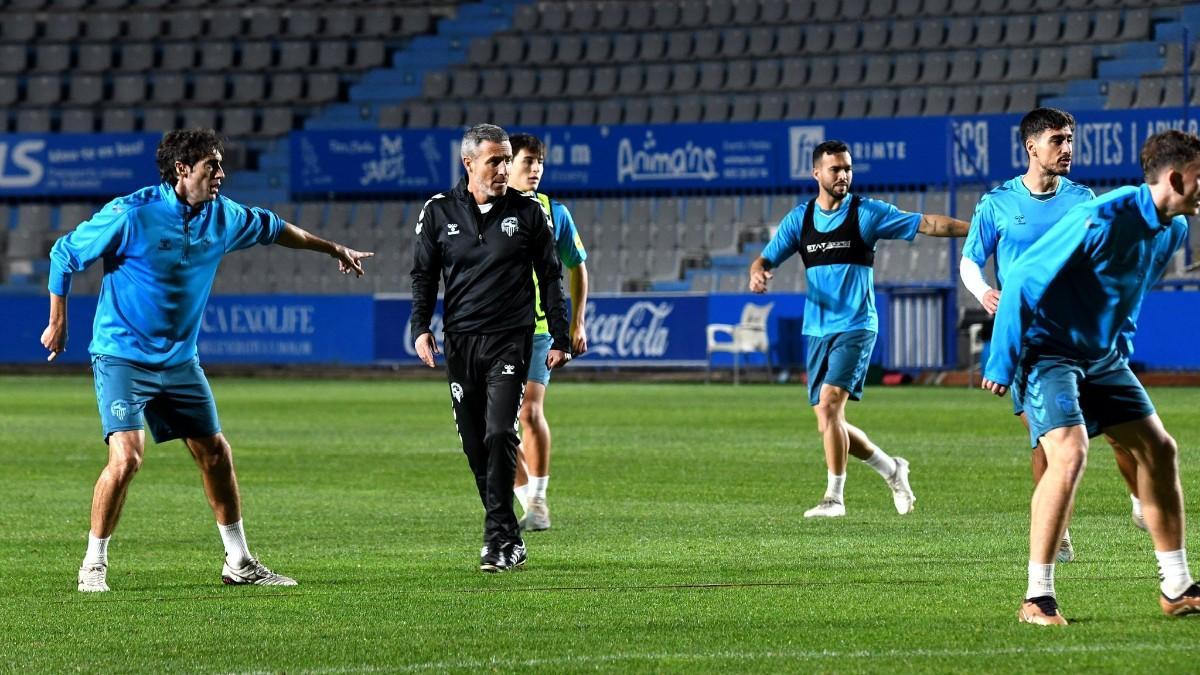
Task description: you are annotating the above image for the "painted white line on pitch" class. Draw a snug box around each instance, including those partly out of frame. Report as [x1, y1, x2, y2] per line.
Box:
[224, 641, 1188, 674]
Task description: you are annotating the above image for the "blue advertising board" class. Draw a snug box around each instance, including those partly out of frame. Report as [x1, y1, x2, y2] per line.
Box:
[291, 108, 1198, 196]
[0, 133, 159, 197]
[4, 288, 1200, 370]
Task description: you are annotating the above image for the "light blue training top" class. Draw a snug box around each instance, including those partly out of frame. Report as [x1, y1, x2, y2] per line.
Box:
[985, 184, 1188, 386]
[48, 183, 285, 368]
[762, 195, 921, 337]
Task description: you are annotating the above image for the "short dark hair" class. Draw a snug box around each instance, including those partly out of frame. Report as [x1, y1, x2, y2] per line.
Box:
[156, 128, 224, 183]
[1019, 107, 1075, 145]
[812, 139, 849, 167]
[510, 133, 545, 160]
[1141, 130, 1200, 183]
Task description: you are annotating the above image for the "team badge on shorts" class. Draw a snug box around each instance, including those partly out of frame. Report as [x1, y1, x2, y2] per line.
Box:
[450, 383, 464, 403]
[501, 217, 518, 237]
[110, 400, 129, 421]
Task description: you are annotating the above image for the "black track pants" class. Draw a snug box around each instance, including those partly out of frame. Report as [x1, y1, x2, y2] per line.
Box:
[444, 328, 533, 546]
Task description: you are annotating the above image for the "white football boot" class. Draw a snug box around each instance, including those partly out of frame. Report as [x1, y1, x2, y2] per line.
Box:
[886, 457, 916, 515]
[78, 563, 109, 592]
[520, 496, 551, 532]
[804, 498, 846, 518]
[221, 557, 297, 586]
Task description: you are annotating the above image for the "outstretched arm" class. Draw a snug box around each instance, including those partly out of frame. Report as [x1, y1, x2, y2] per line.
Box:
[275, 222, 373, 277]
[918, 214, 971, 237]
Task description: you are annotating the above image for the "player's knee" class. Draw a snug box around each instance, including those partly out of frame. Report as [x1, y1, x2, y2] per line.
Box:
[108, 450, 142, 480]
[518, 403, 542, 428]
[812, 401, 842, 429]
[191, 436, 233, 472]
[1050, 444, 1088, 477]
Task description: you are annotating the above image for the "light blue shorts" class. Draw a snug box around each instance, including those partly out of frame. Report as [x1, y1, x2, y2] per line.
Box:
[526, 333, 554, 386]
[805, 330, 876, 407]
[1019, 348, 1155, 448]
[92, 355, 221, 444]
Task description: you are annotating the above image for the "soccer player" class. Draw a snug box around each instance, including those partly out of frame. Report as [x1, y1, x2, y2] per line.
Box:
[411, 124, 572, 572]
[960, 108, 1145, 565]
[506, 133, 589, 532]
[748, 139, 969, 518]
[983, 130, 1200, 625]
[42, 128, 373, 592]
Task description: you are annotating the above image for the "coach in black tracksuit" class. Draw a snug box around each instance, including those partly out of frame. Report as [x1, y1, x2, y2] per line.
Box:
[410, 124, 571, 572]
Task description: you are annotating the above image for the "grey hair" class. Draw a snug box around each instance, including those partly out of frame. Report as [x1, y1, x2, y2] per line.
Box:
[460, 123, 509, 159]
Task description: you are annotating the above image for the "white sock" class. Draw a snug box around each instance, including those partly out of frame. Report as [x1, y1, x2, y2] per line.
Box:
[863, 449, 898, 480]
[83, 532, 109, 567]
[1156, 549, 1194, 599]
[514, 483, 530, 511]
[825, 472, 846, 503]
[218, 520, 252, 568]
[1131, 494, 1143, 519]
[1026, 561, 1056, 599]
[530, 475, 549, 501]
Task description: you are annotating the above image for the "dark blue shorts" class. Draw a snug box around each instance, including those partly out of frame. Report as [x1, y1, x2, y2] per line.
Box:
[805, 329, 876, 407]
[91, 355, 221, 444]
[1018, 348, 1155, 448]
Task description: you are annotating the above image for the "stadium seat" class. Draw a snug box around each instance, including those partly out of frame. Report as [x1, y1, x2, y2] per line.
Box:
[571, 100, 597, 126]
[520, 100, 549, 126]
[45, 14, 83, 41]
[222, 108, 256, 137]
[847, 22, 881, 53]
[193, 74, 226, 105]
[1117, 9, 1150, 41]
[101, 108, 136, 132]
[16, 109, 52, 133]
[925, 87, 952, 116]
[892, 54, 921, 85]
[917, 19, 946, 50]
[537, 68, 565, 98]
[34, 45, 71, 73]
[867, 89, 898, 117]
[317, 42, 350, 70]
[897, 89, 925, 116]
[699, 62, 726, 91]
[920, 53, 951, 85]
[583, 35, 611, 64]
[68, 76, 104, 106]
[753, 60, 783, 90]
[0, 78, 17, 107]
[612, 33, 639, 62]
[843, 91, 869, 119]
[785, 92, 812, 119]
[26, 75, 62, 106]
[947, 51, 978, 83]
[1007, 49, 1037, 81]
[545, 101, 570, 126]
[812, 91, 840, 119]
[597, 99, 623, 126]
[649, 98, 676, 124]
[1033, 48, 1065, 81]
[889, 20, 918, 50]
[639, 32, 667, 61]
[758, 93, 786, 120]
[1031, 14, 1062, 45]
[202, 42, 236, 71]
[77, 45, 114, 74]
[1132, 78, 1164, 108]
[803, 25, 833, 55]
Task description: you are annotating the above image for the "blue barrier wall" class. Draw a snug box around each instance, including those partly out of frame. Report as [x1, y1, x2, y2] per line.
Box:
[291, 108, 1199, 196]
[0, 133, 159, 197]
[3, 290, 1199, 370]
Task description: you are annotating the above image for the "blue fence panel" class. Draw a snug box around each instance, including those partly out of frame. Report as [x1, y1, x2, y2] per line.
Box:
[0, 133, 159, 197]
[291, 109, 1198, 196]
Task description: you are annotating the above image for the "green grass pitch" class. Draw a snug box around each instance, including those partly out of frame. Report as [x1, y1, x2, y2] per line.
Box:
[2, 375, 1199, 672]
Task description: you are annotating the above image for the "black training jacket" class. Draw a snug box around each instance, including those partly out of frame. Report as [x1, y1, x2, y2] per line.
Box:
[410, 177, 570, 353]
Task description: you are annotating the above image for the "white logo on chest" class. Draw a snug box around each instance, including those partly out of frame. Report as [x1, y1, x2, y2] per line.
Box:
[447, 223, 460, 236]
[502, 364, 516, 375]
[501, 217, 518, 237]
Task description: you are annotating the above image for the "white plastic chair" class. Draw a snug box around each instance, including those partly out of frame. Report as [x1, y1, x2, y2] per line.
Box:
[706, 302, 774, 385]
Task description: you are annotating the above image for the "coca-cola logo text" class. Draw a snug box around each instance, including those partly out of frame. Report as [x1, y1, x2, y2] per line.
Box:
[585, 301, 672, 358]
